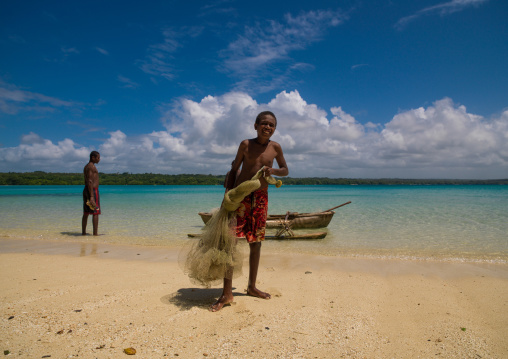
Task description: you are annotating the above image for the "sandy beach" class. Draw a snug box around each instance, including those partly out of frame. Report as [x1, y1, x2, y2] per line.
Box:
[1, 237, 507, 358]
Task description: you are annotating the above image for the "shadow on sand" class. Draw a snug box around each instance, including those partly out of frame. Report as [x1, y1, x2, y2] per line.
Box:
[162, 288, 247, 311]
[60, 232, 105, 236]
[60, 231, 84, 236]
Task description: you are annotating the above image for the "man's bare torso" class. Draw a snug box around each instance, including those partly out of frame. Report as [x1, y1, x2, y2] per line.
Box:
[84, 162, 99, 188]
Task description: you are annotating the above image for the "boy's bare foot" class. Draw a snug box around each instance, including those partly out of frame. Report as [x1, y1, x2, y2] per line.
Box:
[210, 294, 234, 312]
[247, 287, 271, 299]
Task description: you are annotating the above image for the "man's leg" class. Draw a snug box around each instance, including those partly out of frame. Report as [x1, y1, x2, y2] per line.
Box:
[92, 214, 99, 236]
[82, 213, 89, 235]
[210, 271, 234, 312]
[247, 242, 271, 299]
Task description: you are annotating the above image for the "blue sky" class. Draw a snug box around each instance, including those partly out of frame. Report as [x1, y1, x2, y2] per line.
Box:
[1, 0, 507, 178]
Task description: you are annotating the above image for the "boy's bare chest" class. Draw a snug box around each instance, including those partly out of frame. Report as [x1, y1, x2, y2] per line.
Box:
[244, 146, 276, 165]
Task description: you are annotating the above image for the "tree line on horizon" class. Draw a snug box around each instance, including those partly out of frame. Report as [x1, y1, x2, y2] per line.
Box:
[0, 171, 507, 186]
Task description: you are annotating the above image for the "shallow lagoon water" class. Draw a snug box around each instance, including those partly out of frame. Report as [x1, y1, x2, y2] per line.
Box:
[1, 185, 507, 262]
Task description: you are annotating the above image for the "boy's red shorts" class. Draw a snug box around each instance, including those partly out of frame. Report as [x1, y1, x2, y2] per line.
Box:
[235, 188, 268, 243]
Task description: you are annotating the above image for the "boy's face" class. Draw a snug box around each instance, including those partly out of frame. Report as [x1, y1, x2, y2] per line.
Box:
[255, 115, 276, 139]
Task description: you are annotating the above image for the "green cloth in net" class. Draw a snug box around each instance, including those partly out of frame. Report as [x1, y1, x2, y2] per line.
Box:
[181, 167, 282, 287]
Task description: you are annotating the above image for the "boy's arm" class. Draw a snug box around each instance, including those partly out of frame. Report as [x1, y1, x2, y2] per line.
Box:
[226, 141, 247, 190]
[265, 143, 289, 177]
[225, 168, 237, 190]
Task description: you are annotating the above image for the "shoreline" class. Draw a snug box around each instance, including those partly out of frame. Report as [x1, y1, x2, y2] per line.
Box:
[3, 236, 508, 266]
[2, 236, 508, 274]
[1, 233, 507, 265]
[1, 237, 508, 357]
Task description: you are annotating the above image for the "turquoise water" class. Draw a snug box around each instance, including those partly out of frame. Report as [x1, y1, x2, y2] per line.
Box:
[0, 185, 507, 262]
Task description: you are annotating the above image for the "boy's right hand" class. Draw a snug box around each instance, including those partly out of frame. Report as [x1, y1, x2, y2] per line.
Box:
[263, 167, 275, 177]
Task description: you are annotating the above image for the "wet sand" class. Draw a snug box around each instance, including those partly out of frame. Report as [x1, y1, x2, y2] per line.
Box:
[1, 237, 507, 358]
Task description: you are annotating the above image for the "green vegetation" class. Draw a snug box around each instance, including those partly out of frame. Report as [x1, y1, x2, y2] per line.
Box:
[0, 172, 507, 185]
[0, 172, 225, 185]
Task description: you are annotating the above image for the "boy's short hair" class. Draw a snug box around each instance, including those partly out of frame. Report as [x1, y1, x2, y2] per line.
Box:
[90, 151, 100, 160]
[255, 111, 277, 126]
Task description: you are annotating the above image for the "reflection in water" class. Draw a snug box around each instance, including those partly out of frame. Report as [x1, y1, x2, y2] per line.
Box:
[61, 232, 86, 237]
[80, 243, 97, 257]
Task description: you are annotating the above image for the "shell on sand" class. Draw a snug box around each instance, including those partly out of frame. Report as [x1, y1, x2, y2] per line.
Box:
[123, 347, 136, 355]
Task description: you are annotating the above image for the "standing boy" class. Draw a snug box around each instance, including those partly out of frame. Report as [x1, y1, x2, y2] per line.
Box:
[82, 151, 101, 236]
[211, 111, 289, 312]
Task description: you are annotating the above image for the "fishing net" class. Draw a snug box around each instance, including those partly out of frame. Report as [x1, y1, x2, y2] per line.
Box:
[180, 167, 282, 287]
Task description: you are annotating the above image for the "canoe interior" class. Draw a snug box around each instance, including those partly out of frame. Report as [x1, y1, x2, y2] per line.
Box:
[198, 211, 335, 229]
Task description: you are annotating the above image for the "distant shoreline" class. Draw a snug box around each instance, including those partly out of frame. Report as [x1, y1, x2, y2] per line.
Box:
[1, 171, 507, 185]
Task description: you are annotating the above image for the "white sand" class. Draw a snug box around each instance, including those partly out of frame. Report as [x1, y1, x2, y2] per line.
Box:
[1, 238, 507, 358]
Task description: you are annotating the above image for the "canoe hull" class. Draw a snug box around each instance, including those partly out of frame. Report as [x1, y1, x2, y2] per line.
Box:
[198, 211, 335, 229]
[187, 231, 327, 240]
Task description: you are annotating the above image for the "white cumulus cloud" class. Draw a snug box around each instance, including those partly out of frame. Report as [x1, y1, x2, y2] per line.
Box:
[1, 91, 507, 179]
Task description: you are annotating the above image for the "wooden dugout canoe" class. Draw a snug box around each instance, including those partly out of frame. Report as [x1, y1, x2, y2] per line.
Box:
[198, 211, 335, 229]
[198, 201, 351, 229]
[187, 231, 328, 240]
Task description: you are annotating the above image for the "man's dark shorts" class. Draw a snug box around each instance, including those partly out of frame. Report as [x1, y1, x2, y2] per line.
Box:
[83, 187, 101, 215]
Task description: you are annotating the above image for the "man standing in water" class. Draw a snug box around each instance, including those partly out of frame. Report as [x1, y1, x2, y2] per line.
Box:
[82, 151, 101, 236]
